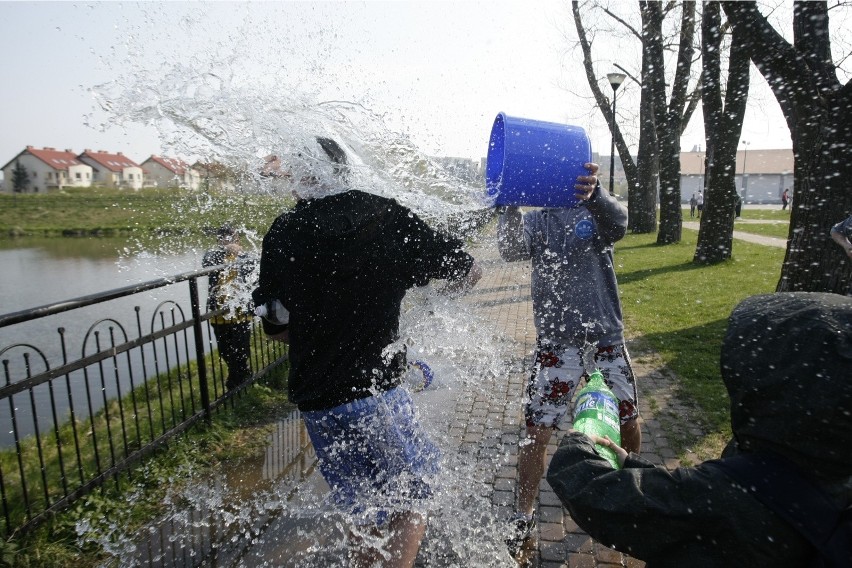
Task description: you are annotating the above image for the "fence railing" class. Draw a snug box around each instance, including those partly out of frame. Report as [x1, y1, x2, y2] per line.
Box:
[0, 265, 288, 539]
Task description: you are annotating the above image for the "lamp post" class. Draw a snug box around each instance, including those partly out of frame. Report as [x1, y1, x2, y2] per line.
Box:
[697, 145, 703, 192]
[607, 72, 626, 193]
[741, 140, 750, 204]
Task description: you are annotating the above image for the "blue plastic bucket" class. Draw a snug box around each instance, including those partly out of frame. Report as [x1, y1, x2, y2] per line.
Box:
[486, 113, 592, 208]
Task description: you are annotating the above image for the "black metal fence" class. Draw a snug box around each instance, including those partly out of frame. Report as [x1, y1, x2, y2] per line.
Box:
[0, 265, 288, 539]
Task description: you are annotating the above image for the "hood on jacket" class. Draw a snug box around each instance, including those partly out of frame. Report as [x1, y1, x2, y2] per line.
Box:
[721, 292, 852, 480]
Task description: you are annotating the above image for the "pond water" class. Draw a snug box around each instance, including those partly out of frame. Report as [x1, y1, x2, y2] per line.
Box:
[0, 235, 224, 447]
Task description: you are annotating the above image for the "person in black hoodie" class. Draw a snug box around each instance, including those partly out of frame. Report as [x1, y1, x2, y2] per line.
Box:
[546, 292, 852, 567]
[253, 137, 481, 568]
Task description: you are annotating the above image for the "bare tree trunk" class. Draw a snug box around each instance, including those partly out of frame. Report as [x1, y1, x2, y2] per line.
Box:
[572, 1, 654, 233]
[694, 1, 750, 264]
[723, 1, 852, 293]
[631, 27, 660, 234]
[644, 1, 695, 244]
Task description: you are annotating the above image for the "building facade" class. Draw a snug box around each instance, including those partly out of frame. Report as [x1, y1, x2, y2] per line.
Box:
[140, 155, 201, 189]
[77, 150, 144, 190]
[1, 146, 93, 193]
[680, 148, 793, 204]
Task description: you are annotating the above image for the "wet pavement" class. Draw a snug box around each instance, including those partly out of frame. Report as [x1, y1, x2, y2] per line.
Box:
[213, 234, 713, 568]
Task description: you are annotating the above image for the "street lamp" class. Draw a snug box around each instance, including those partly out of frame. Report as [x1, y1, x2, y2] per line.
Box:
[607, 72, 626, 193]
[697, 145, 703, 192]
[741, 140, 750, 203]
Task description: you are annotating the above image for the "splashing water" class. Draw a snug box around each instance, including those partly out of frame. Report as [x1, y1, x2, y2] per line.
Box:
[80, 10, 519, 566]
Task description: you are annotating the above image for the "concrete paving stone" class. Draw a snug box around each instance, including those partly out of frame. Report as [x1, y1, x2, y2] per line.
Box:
[563, 532, 594, 553]
[491, 490, 515, 507]
[561, 515, 582, 534]
[540, 541, 568, 562]
[493, 477, 515, 492]
[657, 446, 677, 458]
[594, 543, 624, 563]
[567, 553, 597, 568]
[538, 491, 564, 507]
[538, 505, 564, 524]
[624, 556, 647, 567]
[539, 521, 566, 542]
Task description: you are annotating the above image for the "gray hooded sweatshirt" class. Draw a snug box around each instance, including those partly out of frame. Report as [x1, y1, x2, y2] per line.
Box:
[497, 184, 628, 347]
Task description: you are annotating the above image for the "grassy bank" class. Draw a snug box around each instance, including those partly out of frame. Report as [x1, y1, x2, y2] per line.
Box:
[4, 364, 291, 568]
[617, 229, 785, 460]
[0, 187, 293, 237]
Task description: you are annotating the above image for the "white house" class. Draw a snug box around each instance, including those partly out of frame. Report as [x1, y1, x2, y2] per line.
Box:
[1, 146, 93, 193]
[77, 149, 144, 190]
[140, 155, 201, 190]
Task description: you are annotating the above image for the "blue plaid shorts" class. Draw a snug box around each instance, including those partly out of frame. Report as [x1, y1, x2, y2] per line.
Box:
[302, 386, 440, 526]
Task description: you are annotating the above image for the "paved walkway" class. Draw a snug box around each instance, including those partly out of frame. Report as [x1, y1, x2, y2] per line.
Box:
[449, 242, 701, 568]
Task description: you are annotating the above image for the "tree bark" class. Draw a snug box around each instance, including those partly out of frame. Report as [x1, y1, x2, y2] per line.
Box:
[572, 1, 656, 233]
[694, 1, 750, 264]
[722, 1, 852, 293]
[645, 1, 695, 244]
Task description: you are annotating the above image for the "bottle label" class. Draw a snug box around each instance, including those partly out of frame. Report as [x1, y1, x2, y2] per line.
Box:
[574, 391, 619, 430]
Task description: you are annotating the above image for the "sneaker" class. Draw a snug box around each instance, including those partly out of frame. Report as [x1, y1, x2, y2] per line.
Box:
[505, 512, 536, 557]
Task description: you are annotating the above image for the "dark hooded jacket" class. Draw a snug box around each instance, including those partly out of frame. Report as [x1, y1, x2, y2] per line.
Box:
[547, 292, 852, 567]
[253, 190, 474, 411]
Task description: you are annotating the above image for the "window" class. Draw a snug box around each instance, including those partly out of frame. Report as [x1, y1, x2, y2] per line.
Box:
[76, 172, 81, 180]
[47, 172, 53, 179]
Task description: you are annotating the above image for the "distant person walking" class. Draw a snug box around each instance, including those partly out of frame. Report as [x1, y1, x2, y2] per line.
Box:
[696, 190, 704, 218]
[202, 225, 257, 391]
[781, 188, 790, 210]
[689, 193, 698, 218]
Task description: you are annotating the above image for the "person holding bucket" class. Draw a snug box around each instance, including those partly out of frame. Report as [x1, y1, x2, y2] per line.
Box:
[489, 114, 639, 556]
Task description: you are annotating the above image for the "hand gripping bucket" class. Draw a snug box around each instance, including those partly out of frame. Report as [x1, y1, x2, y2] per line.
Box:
[486, 113, 592, 208]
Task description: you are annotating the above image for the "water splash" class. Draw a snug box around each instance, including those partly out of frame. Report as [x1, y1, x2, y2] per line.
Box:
[82, 8, 516, 564]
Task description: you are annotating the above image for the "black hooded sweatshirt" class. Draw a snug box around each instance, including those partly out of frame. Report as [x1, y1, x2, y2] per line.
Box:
[546, 292, 852, 567]
[253, 190, 474, 411]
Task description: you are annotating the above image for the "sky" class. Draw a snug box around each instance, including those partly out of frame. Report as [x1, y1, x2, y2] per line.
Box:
[1, 1, 846, 170]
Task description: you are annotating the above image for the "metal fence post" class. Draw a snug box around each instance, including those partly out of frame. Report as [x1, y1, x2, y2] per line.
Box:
[188, 277, 211, 424]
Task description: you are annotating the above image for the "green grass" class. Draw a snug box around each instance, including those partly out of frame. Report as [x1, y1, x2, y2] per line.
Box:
[6, 379, 292, 568]
[732, 220, 790, 239]
[682, 207, 791, 240]
[615, 230, 785, 461]
[0, 187, 293, 237]
[2, 336, 290, 567]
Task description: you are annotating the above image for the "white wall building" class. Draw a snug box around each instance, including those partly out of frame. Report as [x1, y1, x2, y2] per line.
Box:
[680, 148, 794, 204]
[77, 149, 144, 190]
[140, 155, 201, 190]
[1, 146, 93, 193]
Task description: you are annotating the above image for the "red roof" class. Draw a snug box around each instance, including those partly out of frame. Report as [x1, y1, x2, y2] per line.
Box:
[142, 155, 190, 175]
[5, 146, 85, 171]
[78, 149, 140, 172]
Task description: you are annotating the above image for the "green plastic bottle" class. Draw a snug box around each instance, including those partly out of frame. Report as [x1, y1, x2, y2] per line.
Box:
[572, 370, 622, 469]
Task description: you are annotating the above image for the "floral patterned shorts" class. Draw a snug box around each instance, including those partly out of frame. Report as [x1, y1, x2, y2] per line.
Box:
[525, 338, 639, 429]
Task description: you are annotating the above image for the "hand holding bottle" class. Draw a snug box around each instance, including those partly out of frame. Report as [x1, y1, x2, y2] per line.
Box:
[590, 435, 628, 468]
